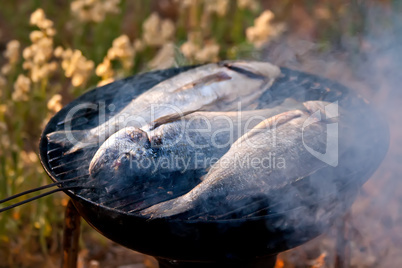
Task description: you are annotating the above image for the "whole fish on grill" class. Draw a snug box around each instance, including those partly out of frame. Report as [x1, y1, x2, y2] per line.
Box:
[47, 61, 280, 154]
[89, 98, 306, 178]
[140, 101, 342, 218]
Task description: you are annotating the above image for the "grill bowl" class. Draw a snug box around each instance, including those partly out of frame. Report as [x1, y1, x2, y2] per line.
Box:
[39, 66, 389, 262]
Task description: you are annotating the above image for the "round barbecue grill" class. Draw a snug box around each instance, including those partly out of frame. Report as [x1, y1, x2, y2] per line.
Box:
[39, 65, 389, 267]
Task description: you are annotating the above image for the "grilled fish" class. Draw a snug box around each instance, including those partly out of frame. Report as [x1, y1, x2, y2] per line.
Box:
[47, 61, 280, 154]
[89, 99, 305, 177]
[140, 101, 340, 218]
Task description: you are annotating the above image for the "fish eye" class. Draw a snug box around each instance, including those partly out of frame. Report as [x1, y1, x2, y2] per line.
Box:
[128, 131, 146, 142]
[126, 130, 151, 149]
[119, 152, 131, 163]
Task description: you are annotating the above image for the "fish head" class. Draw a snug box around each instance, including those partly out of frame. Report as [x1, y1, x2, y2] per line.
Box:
[89, 127, 155, 179]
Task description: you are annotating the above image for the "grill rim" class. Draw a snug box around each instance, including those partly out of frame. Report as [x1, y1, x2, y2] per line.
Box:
[39, 65, 389, 223]
[37, 64, 389, 260]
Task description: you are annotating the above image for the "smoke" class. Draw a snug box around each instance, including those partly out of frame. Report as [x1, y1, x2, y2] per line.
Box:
[46, 67, 196, 207]
[43, 2, 402, 265]
[260, 2, 402, 266]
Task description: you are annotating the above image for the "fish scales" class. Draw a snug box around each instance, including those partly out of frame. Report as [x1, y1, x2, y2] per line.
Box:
[47, 61, 280, 154]
[140, 102, 339, 218]
[88, 99, 305, 177]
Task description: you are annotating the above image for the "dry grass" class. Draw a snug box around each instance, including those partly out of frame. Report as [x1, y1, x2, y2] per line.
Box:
[0, 0, 400, 267]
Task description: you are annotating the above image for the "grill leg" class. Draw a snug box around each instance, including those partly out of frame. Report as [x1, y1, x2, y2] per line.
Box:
[335, 214, 351, 268]
[157, 255, 277, 268]
[62, 199, 81, 268]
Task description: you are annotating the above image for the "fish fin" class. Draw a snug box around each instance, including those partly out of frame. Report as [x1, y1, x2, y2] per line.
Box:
[146, 92, 227, 131]
[47, 130, 95, 154]
[222, 61, 280, 80]
[303, 100, 339, 123]
[47, 130, 85, 146]
[303, 101, 330, 114]
[234, 110, 304, 146]
[147, 110, 199, 130]
[146, 73, 232, 131]
[173, 71, 231, 93]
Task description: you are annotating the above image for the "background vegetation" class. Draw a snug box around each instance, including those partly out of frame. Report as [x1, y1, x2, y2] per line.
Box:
[0, 0, 401, 267]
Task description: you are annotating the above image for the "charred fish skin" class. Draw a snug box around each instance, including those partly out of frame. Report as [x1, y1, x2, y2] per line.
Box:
[88, 127, 153, 178]
[140, 101, 341, 219]
[88, 99, 305, 178]
[47, 61, 281, 154]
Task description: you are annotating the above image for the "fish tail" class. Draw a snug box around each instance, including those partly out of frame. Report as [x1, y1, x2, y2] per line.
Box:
[303, 101, 328, 114]
[303, 100, 339, 123]
[47, 130, 96, 154]
[140, 198, 193, 218]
